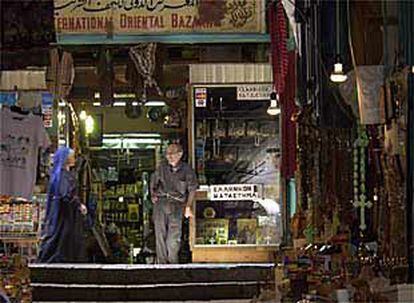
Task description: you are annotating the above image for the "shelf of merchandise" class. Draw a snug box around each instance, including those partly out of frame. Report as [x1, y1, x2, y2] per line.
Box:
[0, 196, 43, 261]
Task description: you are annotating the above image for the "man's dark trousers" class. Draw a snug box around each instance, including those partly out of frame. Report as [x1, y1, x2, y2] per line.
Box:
[153, 199, 183, 264]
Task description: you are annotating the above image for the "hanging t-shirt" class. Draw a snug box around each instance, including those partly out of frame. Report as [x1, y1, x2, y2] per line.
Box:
[0, 108, 50, 199]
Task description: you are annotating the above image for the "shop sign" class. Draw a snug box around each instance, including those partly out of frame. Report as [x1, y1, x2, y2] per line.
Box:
[54, 0, 265, 35]
[194, 88, 207, 107]
[237, 84, 272, 100]
[210, 184, 261, 201]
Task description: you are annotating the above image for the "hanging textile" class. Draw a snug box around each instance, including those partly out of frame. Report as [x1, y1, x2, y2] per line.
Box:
[97, 49, 114, 107]
[269, 0, 289, 96]
[281, 52, 297, 179]
[282, 0, 298, 49]
[0, 107, 50, 199]
[355, 65, 386, 124]
[129, 43, 162, 102]
[58, 51, 75, 99]
[45, 49, 75, 100]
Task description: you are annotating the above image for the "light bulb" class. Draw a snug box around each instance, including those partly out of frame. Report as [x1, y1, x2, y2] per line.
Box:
[267, 100, 280, 115]
[330, 61, 348, 83]
[79, 110, 87, 120]
[85, 115, 94, 134]
[267, 93, 280, 116]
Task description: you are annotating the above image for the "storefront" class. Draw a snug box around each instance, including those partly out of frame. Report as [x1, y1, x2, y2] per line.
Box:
[187, 64, 282, 262]
[2, 0, 414, 302]
[45, 0, 276, 264]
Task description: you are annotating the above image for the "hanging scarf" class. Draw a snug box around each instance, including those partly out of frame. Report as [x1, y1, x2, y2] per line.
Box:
[269, 0, 289, 96]
[44, 147, 72, 236]
[281, 51, 297, 179]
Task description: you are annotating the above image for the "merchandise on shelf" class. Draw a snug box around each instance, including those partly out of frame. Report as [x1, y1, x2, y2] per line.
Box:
[0, 254, 32, 303]
[0, 195, 43, 237]
[194, 199, 281, 246]
[101, 184, 143, 248]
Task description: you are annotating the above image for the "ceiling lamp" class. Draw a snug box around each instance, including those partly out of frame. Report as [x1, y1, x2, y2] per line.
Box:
[330, 0, 348, 83]
[330, 58, 348, 83]
[267, 92, 281, 116]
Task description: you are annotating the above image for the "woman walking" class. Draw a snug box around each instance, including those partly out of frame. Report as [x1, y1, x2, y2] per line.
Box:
[38, 147, 87, 263]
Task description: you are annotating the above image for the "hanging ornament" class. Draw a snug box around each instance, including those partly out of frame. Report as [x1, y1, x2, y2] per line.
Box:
[97, 49, 114, 106]
[129, 43, 163, 102]
[352, 125, 372, 231]
[147, 107, 163, 123]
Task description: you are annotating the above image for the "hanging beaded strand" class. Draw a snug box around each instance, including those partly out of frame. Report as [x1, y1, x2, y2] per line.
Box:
[353, 125, 372, 231]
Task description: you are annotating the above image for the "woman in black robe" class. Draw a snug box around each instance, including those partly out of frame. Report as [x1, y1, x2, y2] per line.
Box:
[38, 147, 87, 263]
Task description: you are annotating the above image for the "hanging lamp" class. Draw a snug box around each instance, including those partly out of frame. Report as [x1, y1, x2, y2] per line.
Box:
[330, 0, 348, 83]
[267, 92, 281, 116]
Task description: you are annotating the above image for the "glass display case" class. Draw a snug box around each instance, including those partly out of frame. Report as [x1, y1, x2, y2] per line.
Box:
[189, 84, 282, 262]
[194, 198, 281, 246]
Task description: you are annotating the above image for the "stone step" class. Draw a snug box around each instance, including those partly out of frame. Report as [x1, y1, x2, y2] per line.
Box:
[30, 263, 275, 302]
[31, 282, 266, 301]
[30, 263, 274, 285]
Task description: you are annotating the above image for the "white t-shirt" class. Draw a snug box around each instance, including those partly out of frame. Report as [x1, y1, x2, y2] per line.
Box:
[0, 108, 50, 199]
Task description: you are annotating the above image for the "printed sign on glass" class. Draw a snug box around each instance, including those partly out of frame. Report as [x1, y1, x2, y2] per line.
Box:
[210, 184, 261, 201]
[237, 84, 272, 101]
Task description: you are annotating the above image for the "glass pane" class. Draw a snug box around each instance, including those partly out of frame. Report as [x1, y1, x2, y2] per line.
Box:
[194, 199, 282, 246]
[193, 87, 280, 186]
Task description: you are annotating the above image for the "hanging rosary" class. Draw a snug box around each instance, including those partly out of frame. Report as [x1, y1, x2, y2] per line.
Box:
[353, 125, 372, 231]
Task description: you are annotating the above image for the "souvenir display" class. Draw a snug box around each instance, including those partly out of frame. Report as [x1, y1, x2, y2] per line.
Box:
[0, 196, 42, 240]
[101, 183, 142, 247]
[0, 254, 32, 303]
[281, 87, 410, 300]
[256, 215, 279, 245]
[0, 195, 45, 302]
[195, 199, 281, 248]
[163, 108, 181, 128]
[228, 120, 245, 138]
[237, 218, 257, 244]
[196, 219, 229, 245]
[212, 119, 227, 138]
[246, 120, 260, 137]
[259, 121, 276, 138]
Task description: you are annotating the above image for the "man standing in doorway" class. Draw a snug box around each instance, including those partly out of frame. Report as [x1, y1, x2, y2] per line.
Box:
[150, 143, 198, 264]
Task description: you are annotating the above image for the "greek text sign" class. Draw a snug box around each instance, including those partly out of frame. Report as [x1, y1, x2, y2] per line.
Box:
[237, 84, 272, 100]
[54, 0, 265, 35]
[210, 184, 261, 201]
